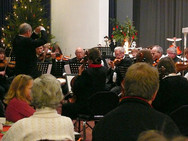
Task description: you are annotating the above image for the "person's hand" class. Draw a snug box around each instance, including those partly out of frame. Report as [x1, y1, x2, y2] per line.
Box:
[0, 71, 5, 76]
[51, 52, 56, 59]
[34, 26, 41, 34]
[109, 60, 115, 69]
[39, 26, 45, 31]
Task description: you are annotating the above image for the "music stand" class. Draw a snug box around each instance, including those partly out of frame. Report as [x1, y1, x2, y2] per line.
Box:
[69, 63, 88, 74]
[37, 62, 52, 74]
[97, 47, 114, 58]
[53, 61, 65, 77]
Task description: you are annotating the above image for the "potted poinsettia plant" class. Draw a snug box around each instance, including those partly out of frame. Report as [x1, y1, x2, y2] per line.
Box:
[111, 18, 138, 47]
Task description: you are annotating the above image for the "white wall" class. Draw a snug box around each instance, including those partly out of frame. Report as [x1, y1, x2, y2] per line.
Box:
[51, 0, 109, 58]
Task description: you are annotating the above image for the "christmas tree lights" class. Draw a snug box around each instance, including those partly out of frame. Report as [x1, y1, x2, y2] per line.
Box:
[1, 0, 52, 49]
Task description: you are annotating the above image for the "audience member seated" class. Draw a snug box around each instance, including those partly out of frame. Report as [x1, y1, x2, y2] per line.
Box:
[138, 130, 188, 141]
[167, 47, 182, 63]
[69, 47, 85, 63]
[135, 49, 153, 65]
[62, 48, 108, 119]
[92, 62, 180, 141]
[2, 74, 75, 141]
[106, 47, 132, 95]
[171, 136, 188, 141]
[137, 130, 168, 141]
[151, 45, 164, 67]
[152, 57, 188, 115]
[3, 74, 35, 122]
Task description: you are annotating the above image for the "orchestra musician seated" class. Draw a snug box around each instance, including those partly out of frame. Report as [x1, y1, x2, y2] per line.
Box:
[61, 47, 108, 119]
[152, 57, 188, 115]
[36, 43, 56, 63]
[151, 45, 164, 67]
[51, 43, 64, 61]
[68, 47, 85, 63]
[135, 49, 153, 65]
[0, 48, 11, 102]
[167, 47, 182, 63]
[106, 47, 132, 96]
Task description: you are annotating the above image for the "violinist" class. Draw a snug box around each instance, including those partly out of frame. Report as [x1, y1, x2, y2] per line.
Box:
[106, 47, 132, 95]
[51, 43, 64, 61]
[0, 48, 11, 102]
[69, 47, 85, 63]
[167, 47, 182, 63]
[62, 47, 108, 119]
[152, 57, 188, 115]
[151, 45, 164, 67]
[136, 49, 153, 65]
[36, 43, 55, 63]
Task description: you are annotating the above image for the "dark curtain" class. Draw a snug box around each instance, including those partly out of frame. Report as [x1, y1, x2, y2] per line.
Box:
[109, 0, 116, 38]
[133, 0, 188, 53]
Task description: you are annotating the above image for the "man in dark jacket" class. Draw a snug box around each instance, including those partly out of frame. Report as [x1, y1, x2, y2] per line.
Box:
[92, 62, 180, 141]
[13, 23, 47, 78]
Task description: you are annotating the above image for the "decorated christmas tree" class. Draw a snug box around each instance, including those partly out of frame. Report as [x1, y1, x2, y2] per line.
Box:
[1, 0, 51, 50]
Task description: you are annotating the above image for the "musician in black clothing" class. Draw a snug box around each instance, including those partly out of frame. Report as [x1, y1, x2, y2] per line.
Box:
[62, 48, 108, 119]
[106, 47, 132, 95]
[13, 23, 47, 78]
[69, 47, 85, 63]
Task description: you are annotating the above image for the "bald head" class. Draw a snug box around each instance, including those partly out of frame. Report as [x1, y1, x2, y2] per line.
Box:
[75, 47, 85, 59]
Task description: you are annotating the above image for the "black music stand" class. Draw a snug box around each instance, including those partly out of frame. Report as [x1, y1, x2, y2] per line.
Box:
[53, 61, 66, 77]
[37, 62, 52, 74]
[97, 47, 114, 59]
[69, 63, 88, 74]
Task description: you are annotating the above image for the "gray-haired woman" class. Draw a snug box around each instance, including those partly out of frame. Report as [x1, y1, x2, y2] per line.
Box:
[2, 74, 75, 141]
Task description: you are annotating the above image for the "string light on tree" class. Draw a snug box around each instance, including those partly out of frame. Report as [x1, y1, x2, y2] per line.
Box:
[1, 0, 52, 49]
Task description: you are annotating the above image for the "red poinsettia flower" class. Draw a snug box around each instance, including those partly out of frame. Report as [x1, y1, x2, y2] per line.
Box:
[116, 25, 118, 29]
[132, 35, 135, 40]
[111, 35, 114, 38]
[135, 32, 138, 36]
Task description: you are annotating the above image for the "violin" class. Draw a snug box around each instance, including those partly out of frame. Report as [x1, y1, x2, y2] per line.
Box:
[109, 58, 123, 68]
[0, 60, 15, 69]
[175, 62, 188, 72]
[153, 59, 159, 67]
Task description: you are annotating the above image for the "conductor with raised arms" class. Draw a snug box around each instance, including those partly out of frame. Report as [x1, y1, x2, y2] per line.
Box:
[13, 23, 47, 78]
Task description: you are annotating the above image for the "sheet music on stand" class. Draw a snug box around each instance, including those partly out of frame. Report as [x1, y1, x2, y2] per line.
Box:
[53, 61, 66, 77]
[69, 63, 88, 74]
[97, 47, 114, 58]
[37, 62, 52, 74]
